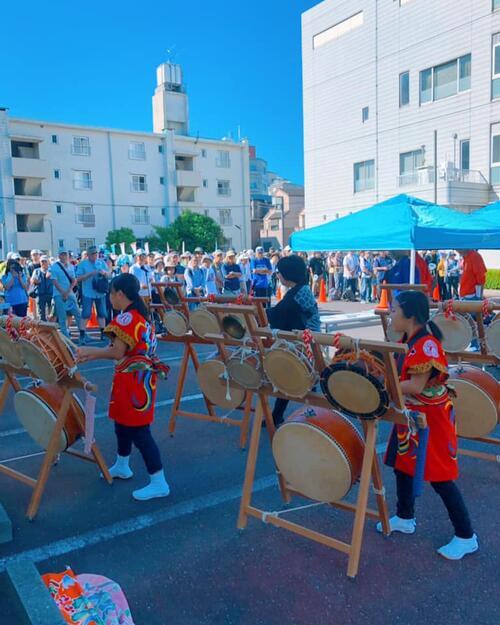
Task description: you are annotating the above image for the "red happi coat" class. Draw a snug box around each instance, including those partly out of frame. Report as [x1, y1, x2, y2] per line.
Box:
[385, 330, 458, 482]
[105, 309, 158, 427]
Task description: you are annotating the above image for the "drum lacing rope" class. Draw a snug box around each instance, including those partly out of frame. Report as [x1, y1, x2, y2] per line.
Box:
[372, 486, 386, 497]
[443, 300, 457, 321]
[222, 366, 232, 402]
[331, 348, 385, 380]
[261, 501, 326, 523]
[301, 329, 314, 363]
[332, 332, 344, 350]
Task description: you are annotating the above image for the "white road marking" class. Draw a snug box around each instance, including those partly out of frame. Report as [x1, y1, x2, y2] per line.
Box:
[0, 393, 204, 440]
[0, 474, 277, 573]
[0, 451, 45, 463]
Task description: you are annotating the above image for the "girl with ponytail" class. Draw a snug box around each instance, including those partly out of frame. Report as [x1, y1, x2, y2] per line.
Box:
[77, 273, 170, 501]
[379, 290, 478, 560]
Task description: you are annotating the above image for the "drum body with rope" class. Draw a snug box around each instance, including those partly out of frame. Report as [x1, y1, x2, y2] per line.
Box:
[163, 310, 189, 337]
[431, 312, 474, 353]
[0, 327, 24, 368]
[226, 348, 262, 390]
[485, 317, 500, 358]
[190, 306, 220, 340]
[320, 351, 389, 419]
[14, 383, 84, 452]
[448, 364, 500, 438]
[18, 332, 76, 383]
[263, 340, 316, 398]
[197, 359, 245, 409]
[272, 406, 365, 503]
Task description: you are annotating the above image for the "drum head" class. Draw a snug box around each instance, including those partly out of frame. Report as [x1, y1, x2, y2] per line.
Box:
[272, 422, 352, 502]
[263, 349, 314, 398]
[320, 364, 388, 418]
[451, 379, 497, 438]
[19, 339, 59, 383]
[432, 313, 473, 352]
[197, 360, 245, 409]
[227, 360, 262, 389]
[486, 320, 500, 358]
[190, 309, 220, 339]
[14, 390, 68, 451]
[0, 328, 24, 368]
[163, 311, 188, 337]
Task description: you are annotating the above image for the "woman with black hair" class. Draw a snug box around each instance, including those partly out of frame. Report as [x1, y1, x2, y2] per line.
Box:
[379, 290, 477, 560]
[77, 273, 170, 501]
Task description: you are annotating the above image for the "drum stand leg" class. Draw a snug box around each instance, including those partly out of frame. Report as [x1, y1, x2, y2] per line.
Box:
[0, 377, 12, 413]
[259, 395, 291, 503]
[368, 427, 390, 536]
[237, 398, 264, 529]
[238, 392, 253, 450]
[347, 419, 378, 579]
[26, 389, 72, 520]
[68, 408, 112, 484]
[168, 344, 191, 436]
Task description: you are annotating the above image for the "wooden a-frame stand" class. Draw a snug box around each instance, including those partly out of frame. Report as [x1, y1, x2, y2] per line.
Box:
[0, 319, 111, 520]
[205, 304, 415, 578]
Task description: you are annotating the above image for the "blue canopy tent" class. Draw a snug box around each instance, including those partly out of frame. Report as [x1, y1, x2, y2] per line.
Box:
[290, 194, 500, 252]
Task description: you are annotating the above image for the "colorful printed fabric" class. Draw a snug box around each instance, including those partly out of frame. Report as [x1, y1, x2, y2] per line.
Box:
[104, 309, 158, 426]
[76, 575, 135, 625]
[385, 330, 459, 482]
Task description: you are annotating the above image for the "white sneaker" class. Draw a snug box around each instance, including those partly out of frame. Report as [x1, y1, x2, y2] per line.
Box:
[376, 515, 416, 534]
[133, 470, 170, 501]
[101, 455, 133, 480]
[437, 534, 478, 560]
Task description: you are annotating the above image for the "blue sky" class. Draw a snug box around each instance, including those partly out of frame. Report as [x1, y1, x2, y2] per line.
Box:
[1, 0, 319, 184]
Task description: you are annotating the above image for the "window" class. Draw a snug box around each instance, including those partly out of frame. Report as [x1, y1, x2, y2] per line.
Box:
[216, 150, 230, 168]
[494, 0, 500, 10]
[353, 160, 375, 193]
[71, 136, 90, 156]
[51, 135, 58, 144]
[131, 174, 147, 192]
[78, 238, 95, 252]
[399, 0, 413, 5]
[203, 179, 208, 188]
[399, 149, 425, 185]
[75, 204, 95, 227]
[362, 107, 369, 123]
[204, 209, 209, 217]
[14, 178, 42, 196]
[11, 141, 39, 159]
[133, 206, 149, 225]
[58, 239, 64, 249]
[217, 180, 231, 196]
[16, 214, 44, 232]
[177, 187, 196, 202]
[420, 55, 471, 104]
[492, 34, 500, 98]
[54, 169, 61, 179]
[160, 176, 165, 185]
[313, 11, 363, 49]
[161, 208, 166, 216]
[219, 208, 232, 226]
[399, 71, 410, 107]
[73, 170, 92, 190]
[491, 124, 500, 184]
[460, 140, 470, 171]
[158, 144, 164, 153]
[128, 141, 146, 160]
[56, 204, 62, 214]
[201, 149, 207, 157]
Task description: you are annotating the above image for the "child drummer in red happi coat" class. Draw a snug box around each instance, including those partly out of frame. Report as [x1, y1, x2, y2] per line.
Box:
[77, 273, 170, 501]
[378, 290, 478, 560]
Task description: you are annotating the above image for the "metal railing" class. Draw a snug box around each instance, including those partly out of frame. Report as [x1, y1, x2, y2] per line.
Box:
[75, 214, 95, 227]
[398, 167, 488, 187]
[132, 215, 150, 225]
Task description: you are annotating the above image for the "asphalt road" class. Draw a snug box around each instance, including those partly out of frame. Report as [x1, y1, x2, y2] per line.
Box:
[0, 307, 499, 625]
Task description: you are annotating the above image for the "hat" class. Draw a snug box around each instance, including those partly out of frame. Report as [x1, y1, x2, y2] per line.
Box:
[154, 258, 164, 267]
[58, 249, 68, 255]
[87, 245, 98, 254]
[134, 249, 147, 256]
[10, 253, 21, 260]
[255, 246, 264, 253]
[214, 249, 224, 256]
[40, 255, 49, 261]
[226, 249, 236, 257]
[194, 247, 204, 254]
[202, 255, 212, 262]
[30, 249, 42, 255]
[283, 245, 292, 252]
[277, 255, 308, 285]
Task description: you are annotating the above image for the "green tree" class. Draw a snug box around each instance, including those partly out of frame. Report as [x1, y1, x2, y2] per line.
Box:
[147, 211, 225, 252]
[105, 227, 137, 253]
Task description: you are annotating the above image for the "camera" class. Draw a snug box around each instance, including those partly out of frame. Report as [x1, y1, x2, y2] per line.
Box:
[10, 262, 23, 274]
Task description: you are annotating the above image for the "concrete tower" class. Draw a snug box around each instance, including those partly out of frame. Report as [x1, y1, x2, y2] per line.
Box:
[152, 63, 189, 135]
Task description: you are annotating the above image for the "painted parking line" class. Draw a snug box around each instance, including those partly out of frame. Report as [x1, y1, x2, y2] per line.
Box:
[0, 393, 204, 439]
[0, 474, 277, 573]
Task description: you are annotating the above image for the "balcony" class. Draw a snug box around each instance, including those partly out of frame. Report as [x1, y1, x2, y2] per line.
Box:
[14, 177, 42, 197]
[14, 198, 48, 215]
[176, 170, 201, 188]
[12, 157, 49, 179]
[16, 231, 51, 252]
[397, 166, 491, 208]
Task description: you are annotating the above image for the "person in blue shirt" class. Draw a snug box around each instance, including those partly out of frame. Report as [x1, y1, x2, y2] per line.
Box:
[76, 245, 111, 343]
[221, 251, 242, 295]
[250, 246, 273, 304]
[50, 250, 82, 340]
[184, 256, 206, 309]
[1, 256, 28, 317]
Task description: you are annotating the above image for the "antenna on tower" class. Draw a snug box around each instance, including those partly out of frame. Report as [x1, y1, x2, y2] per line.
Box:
[165, 45, 177, 63]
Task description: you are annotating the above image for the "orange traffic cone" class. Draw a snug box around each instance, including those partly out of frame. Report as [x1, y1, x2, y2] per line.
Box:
[276, 285, 282, 302]
[432, 284, 440, 302]
[28, 297, 36, 318]
[318, 278, 327, 303]
[376, 285, 389, 310]
[87, 305, 99, 329]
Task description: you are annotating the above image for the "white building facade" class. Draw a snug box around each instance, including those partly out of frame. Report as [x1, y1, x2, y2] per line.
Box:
[302, 0, 500, 239]
[0, 63, 251, 255]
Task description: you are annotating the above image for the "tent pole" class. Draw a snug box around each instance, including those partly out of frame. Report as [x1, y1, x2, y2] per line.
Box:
[410, 249, 416, 285]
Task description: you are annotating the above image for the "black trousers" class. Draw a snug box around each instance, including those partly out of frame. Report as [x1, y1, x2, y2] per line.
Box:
[114, 422, 162, 475]
[395, 469, 473, 538]
[253, 286, 271, 307]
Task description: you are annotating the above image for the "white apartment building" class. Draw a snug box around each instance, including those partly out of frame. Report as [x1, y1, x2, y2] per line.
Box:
[0, 63, 251, 255]
[302, 0, 500, 237]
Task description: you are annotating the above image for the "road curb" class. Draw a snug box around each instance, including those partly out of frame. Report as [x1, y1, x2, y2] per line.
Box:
[6, 559, 66, 625]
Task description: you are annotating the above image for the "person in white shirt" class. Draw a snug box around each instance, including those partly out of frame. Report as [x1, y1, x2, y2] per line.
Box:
[129, 250, 153, 300]
[343, 251, 359, 299]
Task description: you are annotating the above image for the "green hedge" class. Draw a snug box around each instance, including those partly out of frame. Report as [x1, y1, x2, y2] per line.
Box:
[486, 269, 500, 289]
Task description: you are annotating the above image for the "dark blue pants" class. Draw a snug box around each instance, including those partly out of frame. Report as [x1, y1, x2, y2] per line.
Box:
[114, 422, 162, 475]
